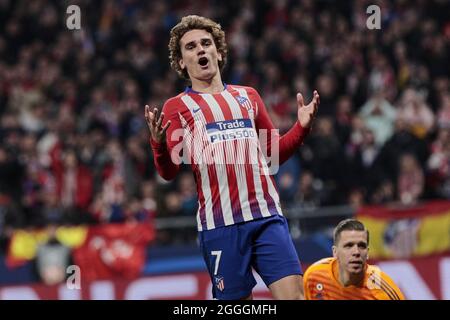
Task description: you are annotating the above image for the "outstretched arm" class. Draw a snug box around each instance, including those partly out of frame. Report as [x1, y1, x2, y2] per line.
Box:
[254, 90, 319, 165]
[145, 104, 181, 180]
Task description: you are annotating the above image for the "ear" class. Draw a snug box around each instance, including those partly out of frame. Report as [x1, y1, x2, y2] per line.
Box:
[217, 52, 222, 62]
[179, 59, 185, 71]
[332, 245, 337, 258]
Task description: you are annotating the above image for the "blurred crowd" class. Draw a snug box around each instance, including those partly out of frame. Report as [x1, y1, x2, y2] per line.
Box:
[0, 0, 449, 249]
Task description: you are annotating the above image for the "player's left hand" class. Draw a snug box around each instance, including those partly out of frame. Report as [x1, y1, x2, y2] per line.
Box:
[297, 90, 320, 128]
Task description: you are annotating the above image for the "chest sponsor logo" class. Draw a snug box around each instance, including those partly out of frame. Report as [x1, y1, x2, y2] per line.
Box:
[205, 118, 255, 143]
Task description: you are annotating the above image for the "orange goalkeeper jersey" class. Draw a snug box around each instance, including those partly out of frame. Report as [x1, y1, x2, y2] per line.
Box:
[303, 258, 405, 300]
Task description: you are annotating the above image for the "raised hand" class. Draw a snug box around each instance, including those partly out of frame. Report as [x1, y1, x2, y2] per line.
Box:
[145, 105, 171, 143]
[297, 90, 320, 129]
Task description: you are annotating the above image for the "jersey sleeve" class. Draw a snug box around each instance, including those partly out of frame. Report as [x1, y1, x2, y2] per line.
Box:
[251, 88, 310, 165]
[377, 271, 405, 300]
[303, 264, 323, 300]
[303, 268, 314, 300]
[369, 269, 405, 300]
[149, 99, 183, 180]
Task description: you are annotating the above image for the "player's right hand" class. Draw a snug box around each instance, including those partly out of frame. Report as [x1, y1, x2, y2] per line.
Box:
[145, 105, 171, 144]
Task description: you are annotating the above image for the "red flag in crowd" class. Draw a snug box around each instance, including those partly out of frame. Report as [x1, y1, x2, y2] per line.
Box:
[72, 222, 155, 281]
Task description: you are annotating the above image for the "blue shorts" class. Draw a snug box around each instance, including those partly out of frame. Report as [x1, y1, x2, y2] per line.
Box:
[199, 214, 302, 300]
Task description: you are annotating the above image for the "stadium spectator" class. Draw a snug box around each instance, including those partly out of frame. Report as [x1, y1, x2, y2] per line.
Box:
[359, 91, 397, 146]
[427, 127, 450, 198]
[303, 117, 346, 203]
[371, 179, 396, 205]
[295, 170, 324, 209]
[178, 171, 198, 216]
[35, 226, 71, 286]
[275, 155, 302, 204]
[397, 88, 435, 139]
[397, 153, 425, 205]
[51, 148, 93, 213]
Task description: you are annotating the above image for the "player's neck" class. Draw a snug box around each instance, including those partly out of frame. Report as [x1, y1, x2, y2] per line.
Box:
[339, 268, 365, 287]
[190, 74, 225, 94]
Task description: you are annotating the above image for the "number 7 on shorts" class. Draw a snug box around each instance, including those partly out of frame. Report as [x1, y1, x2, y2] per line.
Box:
[211, 250, 222, 275]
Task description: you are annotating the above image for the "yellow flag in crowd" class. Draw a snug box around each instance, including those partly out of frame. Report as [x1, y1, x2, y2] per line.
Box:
[7, 226, 88, 267]
[357, 201, 450, 259]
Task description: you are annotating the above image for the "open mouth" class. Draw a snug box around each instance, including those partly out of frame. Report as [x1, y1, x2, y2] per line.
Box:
[198, 57, 209, 67]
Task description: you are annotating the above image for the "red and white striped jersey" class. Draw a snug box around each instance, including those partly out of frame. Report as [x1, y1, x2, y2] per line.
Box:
[150, 84, 310, 231]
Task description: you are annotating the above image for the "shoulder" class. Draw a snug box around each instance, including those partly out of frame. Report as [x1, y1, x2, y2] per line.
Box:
[162, 92, 186, 112]
[228, 84, 255, 91]
[163, 92, 184, 107]
[379, 269, 405, 300]
[366, 264, 405, 300]
[304, 257, 334, 280]
[228, 85, 259, 96]
[311, 257, 335, 267]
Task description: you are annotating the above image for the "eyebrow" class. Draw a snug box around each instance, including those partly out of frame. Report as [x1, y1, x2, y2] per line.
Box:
[184, 38, 212, 48]
[343, 241, 367, 246]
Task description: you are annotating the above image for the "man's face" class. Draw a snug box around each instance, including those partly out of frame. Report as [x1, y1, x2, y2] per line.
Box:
[333, 230, 369, 276]
[179, 29, 222, 81]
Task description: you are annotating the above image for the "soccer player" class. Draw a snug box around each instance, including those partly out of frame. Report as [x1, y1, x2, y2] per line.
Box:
[145, 15, 319, 300]
[303, 219, 405, 300]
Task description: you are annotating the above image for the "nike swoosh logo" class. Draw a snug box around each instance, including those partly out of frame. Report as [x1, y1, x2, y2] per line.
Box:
[193, 107, 200, 113]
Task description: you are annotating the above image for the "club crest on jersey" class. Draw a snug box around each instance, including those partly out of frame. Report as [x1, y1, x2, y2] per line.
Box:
[215, 276, 225, 292]
[235, 95, 253, 112]
[315, 283, 324, 299]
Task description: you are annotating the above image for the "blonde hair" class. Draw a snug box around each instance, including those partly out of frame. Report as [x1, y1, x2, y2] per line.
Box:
[168, 15, 228, 79]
